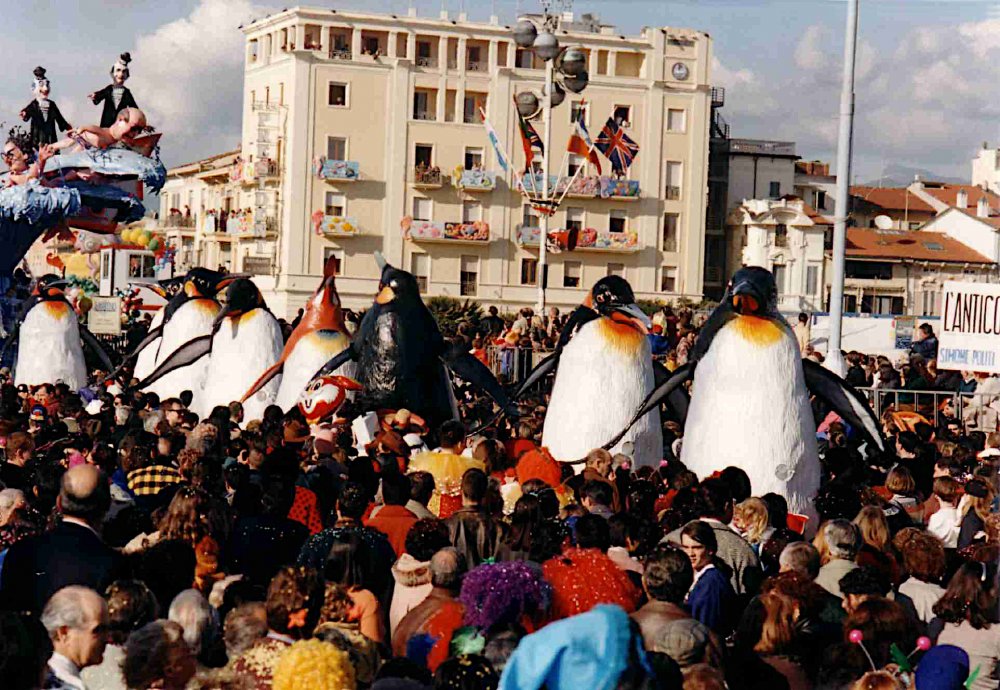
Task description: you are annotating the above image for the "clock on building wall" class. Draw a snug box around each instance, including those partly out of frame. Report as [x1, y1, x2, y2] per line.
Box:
[672, 62, 690, 80]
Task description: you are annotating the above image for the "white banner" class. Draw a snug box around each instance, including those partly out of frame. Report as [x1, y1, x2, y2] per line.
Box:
[88, 296, 122, 336]
[938, 281, 1000, 373]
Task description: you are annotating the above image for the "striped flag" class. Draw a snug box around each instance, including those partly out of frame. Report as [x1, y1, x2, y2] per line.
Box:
[566, 108, 602, 175]
[481, 110, 509, 174]
[595, 117, 640, 176]
[516, 110, 545, 173]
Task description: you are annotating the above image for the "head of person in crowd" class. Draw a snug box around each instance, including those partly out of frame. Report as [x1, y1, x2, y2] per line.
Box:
[122, 620, 197, 690]
[581, 479, 614, 516]
[439, 420, 467, 455]
[104, 580, 160, 646]
[933, 561, 1000, 630]
[168, 589, 220, 663]
[680, 520, 717, 572]
[272, 639, 356, 690]
[697, 478, 733, 523]
[405, 518, 452, 563]
[839, 566, 891, 614]
[223, 602, 267, 660]
[642, 545, 694, 605]
[41, 586, 109, 671]
[430, 547, 466, 594]
[893, 528, 945, 585]
[778, 542, 821, 580]
[574, 513, 611, 551]
[585, 448, 613, 478]
[822, 519, 861, 563]
[461, 467, 488, 508]
[0, 610, 52, 690]
[59, 463, 111, 528]
[265, 566, 324, 640]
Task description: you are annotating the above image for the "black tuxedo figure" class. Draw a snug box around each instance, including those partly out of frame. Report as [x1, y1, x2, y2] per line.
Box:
[20, 99, 71, 148]
[92, 85, 138, 127]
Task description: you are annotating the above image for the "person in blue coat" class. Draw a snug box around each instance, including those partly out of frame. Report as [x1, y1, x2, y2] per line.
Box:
[680, 519, 737, 635]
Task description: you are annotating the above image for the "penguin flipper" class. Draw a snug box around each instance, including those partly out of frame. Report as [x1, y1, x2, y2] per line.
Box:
[444, 347, 518, 418]
[601, 363, 695, 452]
[136, 334, 214, 389]
[511, 352, 560, 400]
[240, 360, 285, 403]
[801, 359, 885, 453]
[653, 359, 689, 424]
[313, 345, 356, 379]
[79, 325, 114, 373]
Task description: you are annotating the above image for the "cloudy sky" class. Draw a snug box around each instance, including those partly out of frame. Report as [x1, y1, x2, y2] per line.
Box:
[6, 0, 999, 183]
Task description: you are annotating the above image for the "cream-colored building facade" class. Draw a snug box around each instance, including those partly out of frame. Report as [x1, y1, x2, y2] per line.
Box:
[158, 7, 716, 315]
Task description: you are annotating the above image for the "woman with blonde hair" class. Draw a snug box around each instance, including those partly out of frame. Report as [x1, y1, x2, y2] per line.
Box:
[853, 506, 900, 586]
[732, 498, 772, 556]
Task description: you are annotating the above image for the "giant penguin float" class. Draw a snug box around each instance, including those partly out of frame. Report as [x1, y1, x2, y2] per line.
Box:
[137, 278, 284, 421]
[241, 256, 354, 412]
[513, 276, 663, 468]
[124, 268, 235, 399]
[311, 252, 515, 428]
[608, 266, 884, 521]
[12, 274, 113, 390]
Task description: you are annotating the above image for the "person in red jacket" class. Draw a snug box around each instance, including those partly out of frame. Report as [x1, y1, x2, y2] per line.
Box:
[365, 472, 418, 557]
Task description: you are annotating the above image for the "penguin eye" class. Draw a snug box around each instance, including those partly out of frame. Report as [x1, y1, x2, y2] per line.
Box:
[390, 280, 399, 289]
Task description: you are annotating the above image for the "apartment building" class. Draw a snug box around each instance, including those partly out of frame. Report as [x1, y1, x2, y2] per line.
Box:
[155, 7, 718, 315]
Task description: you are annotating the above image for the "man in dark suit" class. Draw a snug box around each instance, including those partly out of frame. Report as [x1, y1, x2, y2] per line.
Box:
[89, 53, 139, 128]
[19, 66, 71, 148]
[0, 464, 124, 614]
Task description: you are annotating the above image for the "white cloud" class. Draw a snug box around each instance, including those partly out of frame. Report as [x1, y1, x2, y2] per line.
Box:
[128, 0, 270, 165]
[794, 25, 828, 71]
[711, 57, 777, 117]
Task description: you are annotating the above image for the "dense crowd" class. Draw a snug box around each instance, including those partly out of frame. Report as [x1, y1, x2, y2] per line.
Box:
[0, 304, 997, 690]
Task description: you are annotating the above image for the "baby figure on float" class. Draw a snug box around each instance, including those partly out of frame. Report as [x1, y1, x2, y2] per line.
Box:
[44, 107, 148, 155]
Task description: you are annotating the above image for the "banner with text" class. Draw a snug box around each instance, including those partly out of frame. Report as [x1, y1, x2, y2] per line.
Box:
[88, 296, 122, 336]
[938, 281, 1000, 373]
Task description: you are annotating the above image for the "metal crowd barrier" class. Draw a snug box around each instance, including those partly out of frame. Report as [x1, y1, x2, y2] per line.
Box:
[856, 387, 1000, 434]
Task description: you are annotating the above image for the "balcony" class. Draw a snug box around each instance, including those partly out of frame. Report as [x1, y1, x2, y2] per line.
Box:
[517, 226, 640, 253]
[665, 186, 682, 201]
[413, 109, 435, 121]
[314, 158, 360, 182]
[515, 173, 641, 200]
[415, 56, 438, 69]
[329, 47, 352, 61]
[403, 218, 490, 244]
[159, 213, 195, 230]
[711, 87, 726, 108]
[467, 61, 487, 73]
[454, 169, 496, 193]
[315, 214, 361, 238]
[412, 166, 444, 189]
[238, 157, 279, 184]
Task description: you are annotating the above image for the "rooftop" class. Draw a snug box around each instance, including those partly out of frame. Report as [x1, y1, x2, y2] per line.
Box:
[168, 149, 241, 176]
[845, 227, 993, 264]
[921, 183, 1000, 213]
[730, 139, 797, 157]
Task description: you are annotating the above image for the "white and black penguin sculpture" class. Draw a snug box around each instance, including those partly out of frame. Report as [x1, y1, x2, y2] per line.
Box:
[608, 267, 884, 523]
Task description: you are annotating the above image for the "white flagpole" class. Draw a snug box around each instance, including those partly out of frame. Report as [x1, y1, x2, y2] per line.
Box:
[555, 138, 601, 209]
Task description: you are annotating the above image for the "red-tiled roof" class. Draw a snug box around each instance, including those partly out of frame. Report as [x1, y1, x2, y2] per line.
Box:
[846, 227, 993, 264]
[923, 184, 1000, 212]
[849, 187, 936, 213]
[777, 195, 833, 224]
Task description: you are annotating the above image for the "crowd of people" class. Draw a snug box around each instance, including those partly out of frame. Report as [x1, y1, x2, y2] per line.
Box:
[0, 302, 997, 690]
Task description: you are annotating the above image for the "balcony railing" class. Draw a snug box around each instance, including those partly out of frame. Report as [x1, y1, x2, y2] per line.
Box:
[313, 158, 360, 181]
[416, 56, 437, 68]
[454, 169, 496, 192]
[413, 109, 435, 121]
[711, 86, 726, 108]
[329, 47, 352, 61]
[516, 226, 639, 252]
[447, 59, 459, 70]
[160, 214, 195, 229]
[412, 166, 443, 187]
[665, 186, 682, 201]
[315, 214, 361, 237]
[403, 218, 490, 243]
[467, 61, 487, 72]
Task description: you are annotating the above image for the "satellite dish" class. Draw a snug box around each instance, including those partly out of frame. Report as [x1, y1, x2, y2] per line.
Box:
[874, 215, 894, 230]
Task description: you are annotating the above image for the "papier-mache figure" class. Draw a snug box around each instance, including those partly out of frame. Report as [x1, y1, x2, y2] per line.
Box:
[19, 67, 71, 148]
[89, 52, 139, 127]
[45, 107, 148, 154]
[3, 127, 51, 187]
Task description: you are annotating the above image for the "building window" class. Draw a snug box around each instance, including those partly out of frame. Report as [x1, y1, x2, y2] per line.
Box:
[411, 253, 429, 293]
[323, 248, 344, 275]
[773, 264, 786, 295]
[522, 204, 540, 228]
[563, 261, 581, 288]
[661, 267, 677, 292]
[609, 209, 627, 233]
[414, 144, 433, 167]
[567, 154, 585, 177]
[462, 201, 481, 223]
[667, 109, 686, 132]
[665, 161, 682, 200]
[324, 192, 346, 217]
[846, 260, 893, 280]
[467, 45, 483, 67]
[806, 265, 819, 296]
[460, 255, 478, 296]
[769, 181, 781, 198]
[328, 82, 348, 107]
[413, 90, 434, 120]
[413, 198, 432, 221]
[362, 36, 380, 55]
[815, 190, 827, 209]
[613, 105, 632, 128]
[464, 147, 483, 170]
[566, 207, 584, 232]
[326, 136, 347, 161]
[515, 48, 534, 68]
[570, 100, 588, 123]
[774, 223, 788, 247]
[662, 213, 679, 252]
[607, 263, 625, 279]
[922, 290, 939, 316]
[463, 94, 485, 124]
[521, 258, 538, 285]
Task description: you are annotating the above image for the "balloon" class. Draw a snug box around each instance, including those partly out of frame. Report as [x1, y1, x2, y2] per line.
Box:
[848, 630, 863, 644]
[120, 228, 133, 244]
[136, 233, 150, 247]
[77, 296, 93, 314]
[148, 238, 161, 252]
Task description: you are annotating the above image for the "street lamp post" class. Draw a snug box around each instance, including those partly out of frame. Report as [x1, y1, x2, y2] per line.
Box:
[512, 2, 587, 313]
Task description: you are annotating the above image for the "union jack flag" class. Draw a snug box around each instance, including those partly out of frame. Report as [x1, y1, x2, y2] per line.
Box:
[594, 117, 640, 176]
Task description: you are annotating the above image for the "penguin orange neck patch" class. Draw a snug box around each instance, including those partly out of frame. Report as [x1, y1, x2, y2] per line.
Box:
[730, 315, 784, 347]
[598, 317, 644, 354]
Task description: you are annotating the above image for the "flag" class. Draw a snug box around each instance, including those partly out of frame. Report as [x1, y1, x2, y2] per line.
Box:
[481, 110, 509, 174]
[567, 109, 602, 175]
[594, 117, 640, 175]
[516, 110, 545, 173]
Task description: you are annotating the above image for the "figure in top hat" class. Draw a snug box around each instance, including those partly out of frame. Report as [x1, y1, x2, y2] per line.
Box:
[19, 67, 72, 148]
[89, 52, 139, 128]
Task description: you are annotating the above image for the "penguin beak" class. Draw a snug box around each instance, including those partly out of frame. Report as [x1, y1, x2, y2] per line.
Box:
[376, 285, 395, 305]
[213, 303, 242, 330]
[732, 282, 764, 315]
[613, 303, 651, 334]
